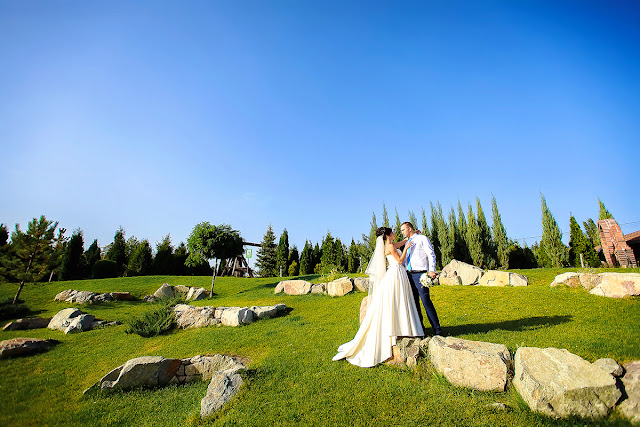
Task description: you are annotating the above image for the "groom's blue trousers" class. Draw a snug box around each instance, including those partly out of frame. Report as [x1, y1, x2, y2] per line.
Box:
[407, 271, 442, 335]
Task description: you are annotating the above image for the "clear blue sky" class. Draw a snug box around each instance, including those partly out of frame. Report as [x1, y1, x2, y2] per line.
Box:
[1, 0, 639, 266]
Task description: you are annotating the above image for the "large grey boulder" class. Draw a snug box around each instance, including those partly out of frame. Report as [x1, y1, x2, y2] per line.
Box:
[174, 305, 219, 329]
[619, 361, 640, 423]
[73, 290, 97, 304]
[281, 280, 312, 295]
[221, 307, 255, 327]
[440, 260, 484, 286]
[186, 287, 209, 301]
[428, 336, 512, 392]
[327, 277, 353, 297]
[589, 273, 640, 298]
[201, 371, 244, 417]
[188, 354, 245, 380]
[100, 356, 182, 392]
[250, 305, 280, 320]
[550, 272, 581, 288]
[0, 337, 58, 359]
[48, 308, 82, 331]
[154, 283, 175, 300]
[64, 314, 96, 334]
[3, 317, 51, 331]
[478, 270, 529, 287]
[592, 358, 624, 377]
[578, 273, 602, 291]
[513, 347, 621, 419]
[54, 289, 77, 301]
[310, 283, 326, 294]
[353, 277, 369, 292]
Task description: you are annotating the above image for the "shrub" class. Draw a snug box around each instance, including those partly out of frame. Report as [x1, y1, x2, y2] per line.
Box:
[125, 302, 176, 338]
[92, 260, 119, 279]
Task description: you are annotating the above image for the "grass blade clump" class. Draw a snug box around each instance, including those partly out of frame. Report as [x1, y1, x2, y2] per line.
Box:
[125, 300, 177, 337]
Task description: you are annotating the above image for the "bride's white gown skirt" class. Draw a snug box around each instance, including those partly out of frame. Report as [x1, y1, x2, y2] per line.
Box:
[333, 260, 424, 368]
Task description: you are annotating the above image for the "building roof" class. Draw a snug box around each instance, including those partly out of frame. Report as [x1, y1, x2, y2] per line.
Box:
[625, 230, 640, 244]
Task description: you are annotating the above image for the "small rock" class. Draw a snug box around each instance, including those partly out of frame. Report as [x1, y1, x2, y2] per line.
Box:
[327, 277, 353, 297]
[0, 337, 58, 359]
[310, 283, 326, 294]
[200, 372, 244, 417]
[221, 307, 255, 327]
[3, 317, 51, 331]
[353, 277, 369, 292]
[592, 358, 624, 377]
[64, 314, 96, 334]
[173, 285, 190, 295]
[153, 283, 175, 300]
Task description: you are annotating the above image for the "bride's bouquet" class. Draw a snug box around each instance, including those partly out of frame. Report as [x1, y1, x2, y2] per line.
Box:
[420, 273, 439, 288]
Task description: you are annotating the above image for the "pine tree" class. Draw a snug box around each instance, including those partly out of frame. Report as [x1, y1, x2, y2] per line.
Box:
[153, 234, 174, 275]
[491, 195, 510, 269]
[436, 203, 453, 266]
[382, 203, 390, 227]
[84, 239, 101, 277]
[47, 227, 67, 282]
[568, 215, 600, 268]
[0, 224, 7, 247]
[255, 225, 277, 277]
[421, 207, 430, 237]
[275, 229, 289, 277]
[540, 194, 568, 268]
[457, 200, 471, 263]
[598, 198, 614, 220]
[320, 231, 337, 268]
[335, 239, 347, 271]
[60, 229, 87, 280]
[348, 239, 360, 273]
[476, 197, 497, 269]
[127, 240, 153, 276]
[394, 208, 403, 243]
[429, 202, 442, 269]
[105, 227, 127, 276]
[299, 241, 313, 275]
[466, 204, 483, 267]
[583, 218, 601, 247]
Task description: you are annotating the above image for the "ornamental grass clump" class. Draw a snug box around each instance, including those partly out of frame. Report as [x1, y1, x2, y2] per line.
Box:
[125, 299, 178, 337]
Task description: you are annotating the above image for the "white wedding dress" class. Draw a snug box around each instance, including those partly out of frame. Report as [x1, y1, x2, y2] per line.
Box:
[332, 250, 424, 368]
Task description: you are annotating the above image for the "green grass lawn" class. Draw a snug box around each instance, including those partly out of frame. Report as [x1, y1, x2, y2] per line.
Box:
[1, 268, 639, 426]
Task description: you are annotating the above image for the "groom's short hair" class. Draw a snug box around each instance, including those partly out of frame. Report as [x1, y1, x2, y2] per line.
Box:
[401, 222, 414, 230]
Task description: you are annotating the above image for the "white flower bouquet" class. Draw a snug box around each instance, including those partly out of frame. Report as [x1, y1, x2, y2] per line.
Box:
[420, 273, 438, 288]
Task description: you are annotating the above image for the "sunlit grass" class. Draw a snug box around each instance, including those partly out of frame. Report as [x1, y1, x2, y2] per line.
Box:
[0, 268, 638, 426]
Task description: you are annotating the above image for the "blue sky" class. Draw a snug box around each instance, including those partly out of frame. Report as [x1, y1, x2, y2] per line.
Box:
[1, 0, 639, 266]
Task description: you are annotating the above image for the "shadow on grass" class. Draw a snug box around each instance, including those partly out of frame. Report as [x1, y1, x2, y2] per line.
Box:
[445, 315, 573, 336]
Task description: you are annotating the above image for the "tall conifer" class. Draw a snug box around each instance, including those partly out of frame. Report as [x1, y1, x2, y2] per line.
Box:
[436, 203, 453, 266]
[275, 229, 289, 277]
[583, 218, 600, 247]
[540, 194, 568, 267]
[491, 195, 510, 269]
[299, 241, 313, 275]
[598, 199, 614, 220]
[466, 204, 483, 267]
[476, 197, 497, 269]
[430, 202, 442, 269]
[394, 209, 403, 243]
[421, 207, 430, 237]
[255, 225, 277, 277]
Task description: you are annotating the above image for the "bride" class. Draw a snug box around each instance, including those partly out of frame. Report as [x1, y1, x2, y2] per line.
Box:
[332, 227, 424, 367]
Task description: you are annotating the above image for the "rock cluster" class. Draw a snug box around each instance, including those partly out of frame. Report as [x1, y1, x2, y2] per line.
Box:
[0, 337, 59, 359]
[439, 260, 529, 287]
[551, 272, 640, 298]
[173, 303, 287, 328]
[144, 283, 209, 302]
[54, 289, 134, 304]
[47, 308, 120, 334]
[275, 277, 368, 297]
[85, 354, 246, 418]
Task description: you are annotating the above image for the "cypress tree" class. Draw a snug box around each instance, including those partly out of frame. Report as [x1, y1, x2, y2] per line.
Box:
[457, 200, 471, 263]
[408, 210, 418, 230]
[288, 245, 299, 269]
[348, 239, 360, 273]
[436, 203, 453, 266]
[84, 239, 101, 277]
[598, 198, 614, 220]
[476, 197, 497, 269]
[421, 207, 430, 237]
[106, 227, 127, 276]
[429, 202, 442, 269]
[466, 204, 483, 267]
[275, 229, 289, 277]
[568, 215, 600, 268]
[382, 203, 390, 227]
[448, 207, 466, 263]
[583, 218, 601, 247]
[335, 238, 347, 271]
[394, 208, 402, 243]
[299, 241, 313, 275]
[60, 229, 87, 281]
[363, 211, 378, 259]
[312, 243, 321, 273]
[491, 195, 510, 269]
[540, 194, 568, 268]
[255, 224, 277, 277]
[320, 231, 336, 268]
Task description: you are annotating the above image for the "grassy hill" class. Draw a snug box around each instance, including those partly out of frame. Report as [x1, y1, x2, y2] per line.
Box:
[1, 268, 639, 426]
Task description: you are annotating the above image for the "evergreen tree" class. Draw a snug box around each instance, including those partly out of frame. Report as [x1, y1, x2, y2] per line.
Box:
[583, 218, 601, 247]
[288, 261, 299, 277]
[540, 194, 568, 268]
[508, 240, 538, 269]
[491, 195, 510, 269]
[60, 229, 88, 281]
[47, 227, 68, 282]
[466, 204, 483, 267]
[348, 238, 360, 273]
[255, 224, 277, 278]
[531, 241, 550, 268]
[105, 227, 127, 276]
[436, 203, 453, 266]
[361, 211, 378, 262]
[299, 241, 313, 275]
[127, 239, 153, 276]
[288, 245, 299, 273]
[568, 215, 600, 268]
[382, 203, 390, 227]
[457, 200, 471, 263]
[153, 234, 174, 275]
[84, 239, 101, 276]
[275, 229, 289, 277]
[312, 243, 322, 273]
[429, 202, 442, 269]
[421, 207, 430, 237]
[408, 210, 418, 231]
[476, 197, 497, 269]
[449, 207, 467, 263]
[0, 224, 8, 247]
[394, 208, 403, 243]
[320, 231, 337, 268]
[0, 216, 60, 303]
[173, 242, 189, 275]
[598, 198, 614, 220]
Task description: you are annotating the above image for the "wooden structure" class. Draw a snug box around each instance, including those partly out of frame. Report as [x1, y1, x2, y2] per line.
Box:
[222, 241, 261, 278]
[597, 219, 638, 268]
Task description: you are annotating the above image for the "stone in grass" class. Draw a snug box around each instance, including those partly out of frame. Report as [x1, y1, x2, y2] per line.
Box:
[310, 283, 326, 294]
[513, 347, 621, 419]
[201, 371, 244, 418]
[592, 358, 624, 377]
[64, 314, 96, 334]
[327, 277, 353, 297]
[619, 361, 640, 424]
[48, 308, 82, 331]
[0, 337, 59, 359]
[3, 317, 52, 331]
[153, 283, 175, 300]
[353, 277, 369, 292]
[221, 307, 255, 327]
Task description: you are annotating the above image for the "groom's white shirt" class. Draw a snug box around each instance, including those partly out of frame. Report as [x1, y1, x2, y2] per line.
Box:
[404, 234, 436, 272]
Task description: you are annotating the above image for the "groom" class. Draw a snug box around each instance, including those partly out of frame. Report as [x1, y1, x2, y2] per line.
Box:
[400, 222, 442, 336]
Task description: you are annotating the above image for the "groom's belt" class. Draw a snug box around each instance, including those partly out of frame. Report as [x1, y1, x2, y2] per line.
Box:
[408, 270, 428, 273]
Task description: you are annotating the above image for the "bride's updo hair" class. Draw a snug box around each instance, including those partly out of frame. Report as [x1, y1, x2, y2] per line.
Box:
[376, 227, 393, 242]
